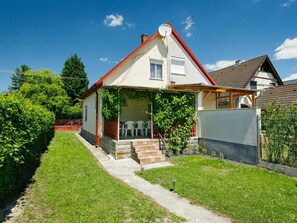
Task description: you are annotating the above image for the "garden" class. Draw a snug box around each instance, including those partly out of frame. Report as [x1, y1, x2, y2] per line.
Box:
[137, 155, 297, 223]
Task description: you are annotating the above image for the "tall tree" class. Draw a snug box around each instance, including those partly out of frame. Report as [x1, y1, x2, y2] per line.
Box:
[61, 54, 89, 105]
[19, 69, 71, 118]
[9, 65, 31, 92]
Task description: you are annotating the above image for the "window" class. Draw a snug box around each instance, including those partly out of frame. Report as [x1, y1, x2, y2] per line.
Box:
[171, 57, 185, 75]
[120, 98, 127, 106]
[250, 81, 257, 89]
[84, 106, 87, 122]
[150, 61, 163, 79]
[270, 83, 276, 87]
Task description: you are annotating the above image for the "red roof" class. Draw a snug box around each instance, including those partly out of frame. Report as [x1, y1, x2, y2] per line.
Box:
[81, 23, 216, 99]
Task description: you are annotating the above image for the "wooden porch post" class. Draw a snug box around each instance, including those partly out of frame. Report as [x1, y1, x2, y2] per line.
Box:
[229, 92, 234, 109]
[252, 94, 255, 108]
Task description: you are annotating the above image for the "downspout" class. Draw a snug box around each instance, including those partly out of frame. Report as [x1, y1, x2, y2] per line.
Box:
[95, 87, 100, 147]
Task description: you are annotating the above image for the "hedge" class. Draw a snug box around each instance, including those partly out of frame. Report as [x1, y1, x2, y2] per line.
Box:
[0, 94, 55, 204]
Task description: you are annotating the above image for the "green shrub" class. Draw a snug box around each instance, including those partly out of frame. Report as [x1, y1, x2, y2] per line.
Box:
[0, 94, 55, 204]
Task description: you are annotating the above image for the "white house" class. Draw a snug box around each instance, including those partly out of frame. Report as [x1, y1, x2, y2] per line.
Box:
[80, 23, 257, 164]
[209, 55, 283, 108]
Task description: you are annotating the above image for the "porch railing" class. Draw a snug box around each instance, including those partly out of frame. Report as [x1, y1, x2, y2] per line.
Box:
[104, 118, 118, 140]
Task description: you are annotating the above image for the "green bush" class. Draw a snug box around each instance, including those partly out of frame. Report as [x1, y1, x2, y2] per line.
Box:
[0, 94, 55, 204]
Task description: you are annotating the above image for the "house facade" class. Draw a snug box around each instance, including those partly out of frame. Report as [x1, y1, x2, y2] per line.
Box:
[81, 23, 257, 164]
[209, 55, 283, 108]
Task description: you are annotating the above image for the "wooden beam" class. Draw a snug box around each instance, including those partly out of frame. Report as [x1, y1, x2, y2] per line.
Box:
[252, 94, 255, 108]
[203, 91, 212, 100]
[216, 92, 218, 109]
[230, 93, 234, 109]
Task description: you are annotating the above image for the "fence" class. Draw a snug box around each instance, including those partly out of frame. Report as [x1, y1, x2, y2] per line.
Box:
[54, 119, 82, 131]
[198, 109, 261, 164]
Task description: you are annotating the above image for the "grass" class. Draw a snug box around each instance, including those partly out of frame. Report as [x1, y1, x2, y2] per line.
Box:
[137, 155, 297, 223]
[19, 131, 182, 222]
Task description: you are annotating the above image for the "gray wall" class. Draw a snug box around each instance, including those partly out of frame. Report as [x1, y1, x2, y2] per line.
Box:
[198, 109, 260, 164]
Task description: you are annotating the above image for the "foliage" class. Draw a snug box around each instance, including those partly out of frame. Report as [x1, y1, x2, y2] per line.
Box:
[61, 54, 89, 105]
[62, 102, 82, 119]
[9, 65, 31, 92]
[0, 94, 55, 204]
[138, 155, 297, 223]
[19, 69, 71, 119]
[99, 88, 120, 121]
[20, 131, 182, 222]
[152, 92, 195, 154]
[262, 101, 297, 167]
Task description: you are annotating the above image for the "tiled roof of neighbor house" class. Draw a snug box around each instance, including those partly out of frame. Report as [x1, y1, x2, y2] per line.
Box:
[209, 55, 283, 88]
[256, 83, 297, 109]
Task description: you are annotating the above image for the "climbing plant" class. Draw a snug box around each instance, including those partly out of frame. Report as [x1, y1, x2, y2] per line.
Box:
[152, 91, 196, 154]
[99, 88, 120, 121]
[262, 101, 297, 167]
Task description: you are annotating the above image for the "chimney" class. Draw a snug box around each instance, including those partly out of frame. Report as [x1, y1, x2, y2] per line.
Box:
[141, 34, 148, 43]
[235, 60, 242, 66]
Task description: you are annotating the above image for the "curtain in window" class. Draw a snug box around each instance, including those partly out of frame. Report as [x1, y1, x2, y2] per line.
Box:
[156, 64, 162, 78]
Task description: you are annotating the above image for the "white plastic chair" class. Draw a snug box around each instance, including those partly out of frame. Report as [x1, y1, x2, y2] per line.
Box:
[123, 121, 135, 137]
[134, 121, 145, 136]
[144, 121, 152, 136]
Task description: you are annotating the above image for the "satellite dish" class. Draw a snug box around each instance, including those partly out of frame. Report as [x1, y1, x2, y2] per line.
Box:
[158, 24, 172, 37]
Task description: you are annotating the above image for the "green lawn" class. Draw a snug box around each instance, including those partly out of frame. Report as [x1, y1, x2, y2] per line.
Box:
[137, 155, 297, 223]
[19, 131, 181, 223]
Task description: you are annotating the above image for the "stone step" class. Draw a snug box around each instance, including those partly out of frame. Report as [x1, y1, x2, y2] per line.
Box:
[138, 155, 166, 165]
[132, 140, 158, 146]
[133, 145, 159, 152]
[137, 150, 163, 158]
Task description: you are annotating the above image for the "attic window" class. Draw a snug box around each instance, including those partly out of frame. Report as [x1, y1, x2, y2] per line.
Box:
[171, 57, 185, 75]
[150, 59, 163, 79]
[250, 81, 257, 89]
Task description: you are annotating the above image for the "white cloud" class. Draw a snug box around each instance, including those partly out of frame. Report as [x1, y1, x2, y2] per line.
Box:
[283, 73, 297, 81]
[182, 16, 194, 38]
[0, 69, 14, 74]
[103, 14, 124, 27]
[126, 22, 135, 28]
[99, 57, 108, 62]
[204, 60, 237, 71]
[280, 0, 295, 7]
[99, 57, 118, 64]
[274, 37, 297, 60]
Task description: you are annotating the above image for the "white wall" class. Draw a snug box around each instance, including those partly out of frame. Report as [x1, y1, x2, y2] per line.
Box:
[120, 98, 150, 122]
[103, 34, 212, 88]
[203, 92, 216, 110]
[198, 109, 260, 146]
[82, 92, 97, 135]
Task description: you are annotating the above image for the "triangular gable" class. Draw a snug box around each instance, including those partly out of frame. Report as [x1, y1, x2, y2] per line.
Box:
[97, 23, 216, 86]
[81, 23, 216, 99]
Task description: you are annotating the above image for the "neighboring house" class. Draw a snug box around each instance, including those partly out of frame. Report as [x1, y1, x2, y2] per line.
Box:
[80, 23, 257, 164]
[256, 83, 297, 110]
[283, 79, 297, 85]
[209, 55, 283, 108]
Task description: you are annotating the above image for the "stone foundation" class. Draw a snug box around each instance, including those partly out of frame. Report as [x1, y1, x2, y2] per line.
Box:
[100, 136, 132, 159]
[80, 128, 96, 145]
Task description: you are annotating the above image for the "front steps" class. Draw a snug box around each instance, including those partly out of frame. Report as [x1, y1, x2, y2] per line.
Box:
[132, 140, 166, 165]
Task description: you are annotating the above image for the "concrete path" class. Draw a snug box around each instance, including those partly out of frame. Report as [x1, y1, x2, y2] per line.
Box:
[76, 133, 230, 223]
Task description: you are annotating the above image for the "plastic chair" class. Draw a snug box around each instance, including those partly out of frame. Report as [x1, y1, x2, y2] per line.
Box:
[134, 121, 145, 136]
[144, 121, 152, 136]
[123, 121, 135, 137]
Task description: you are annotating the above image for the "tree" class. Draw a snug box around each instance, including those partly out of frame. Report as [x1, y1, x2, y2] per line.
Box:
[19, 69, 71, 118]
[9, 65, 31, 92]
[61, 54, 89, 105]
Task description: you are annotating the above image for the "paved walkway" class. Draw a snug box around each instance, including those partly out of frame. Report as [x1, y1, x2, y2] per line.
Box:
[76, 133, 230, 223]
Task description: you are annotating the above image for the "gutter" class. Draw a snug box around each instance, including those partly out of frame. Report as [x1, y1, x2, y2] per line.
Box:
[95, 85, 100, 147]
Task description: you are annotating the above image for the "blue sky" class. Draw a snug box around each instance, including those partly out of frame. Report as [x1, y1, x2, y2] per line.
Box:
[1, 0, 297, 92]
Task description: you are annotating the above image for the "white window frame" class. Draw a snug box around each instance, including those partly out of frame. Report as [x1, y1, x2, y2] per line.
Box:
[171, 57, 186, 75]
[150, 59, 163, 80]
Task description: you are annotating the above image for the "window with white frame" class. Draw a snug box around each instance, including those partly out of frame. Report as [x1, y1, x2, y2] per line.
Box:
[84, 106, 88, 122]
[150, 60, 163, 79]
[171, 57, 185, 75]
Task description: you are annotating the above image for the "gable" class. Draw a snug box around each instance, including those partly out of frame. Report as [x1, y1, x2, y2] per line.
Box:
[103, 34, 213, 88]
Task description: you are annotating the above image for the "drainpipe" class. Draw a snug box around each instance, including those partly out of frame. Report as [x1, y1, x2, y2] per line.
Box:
[95, 87, 100, 147]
